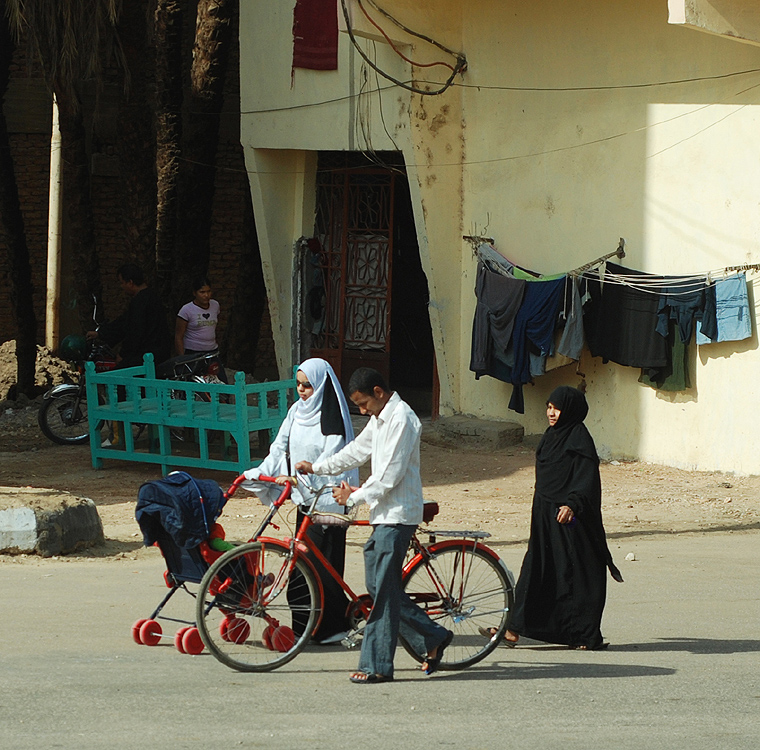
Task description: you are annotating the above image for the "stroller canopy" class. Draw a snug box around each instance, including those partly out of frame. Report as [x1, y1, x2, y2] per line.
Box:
[136, 471, 227, 550]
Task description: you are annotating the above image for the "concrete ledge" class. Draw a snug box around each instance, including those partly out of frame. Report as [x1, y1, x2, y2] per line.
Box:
[423, 415, 524, 449]
[0, 487, 104, 557]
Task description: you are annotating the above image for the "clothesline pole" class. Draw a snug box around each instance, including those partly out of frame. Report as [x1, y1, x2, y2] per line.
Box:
[569, 238, 626, 276]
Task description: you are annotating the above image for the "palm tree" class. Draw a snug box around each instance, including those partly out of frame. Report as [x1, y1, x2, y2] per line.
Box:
[0, 1, 37, 395]
[173, 0, 236, 306]
[6, 0, 125, 330]
[154, 0, 187, 302]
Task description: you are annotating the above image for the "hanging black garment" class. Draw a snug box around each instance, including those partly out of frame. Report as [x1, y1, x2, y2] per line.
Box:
[587, 262, 668, 370]
[469, 262, 526, 378]
[509, 386, 622, 649]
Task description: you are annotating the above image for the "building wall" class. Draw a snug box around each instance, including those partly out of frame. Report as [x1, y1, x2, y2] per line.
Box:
[240, 0, 760, 473]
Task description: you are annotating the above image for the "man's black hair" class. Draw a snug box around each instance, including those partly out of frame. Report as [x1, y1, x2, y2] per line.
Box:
[348, 367, 389, 396]
[117, 263, 145, 286]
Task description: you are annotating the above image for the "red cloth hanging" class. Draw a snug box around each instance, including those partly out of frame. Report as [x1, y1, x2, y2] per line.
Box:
[292, 0, 339, 71]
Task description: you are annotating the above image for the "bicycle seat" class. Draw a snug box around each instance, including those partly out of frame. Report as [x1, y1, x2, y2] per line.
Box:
[422, 501, 439, 523]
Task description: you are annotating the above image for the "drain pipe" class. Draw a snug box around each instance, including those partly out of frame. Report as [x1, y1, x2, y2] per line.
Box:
[45, 94, 62, 350]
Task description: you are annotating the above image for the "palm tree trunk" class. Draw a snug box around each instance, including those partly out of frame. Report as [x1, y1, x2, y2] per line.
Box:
[174, 0, 236, 304]
[117, 0, 158, 276]
[154, 0, 187, 302]
[0, 8, 38, 395]
[57, 95, 104, 331]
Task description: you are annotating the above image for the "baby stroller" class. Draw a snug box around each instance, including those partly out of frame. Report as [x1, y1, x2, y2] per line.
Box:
[132, 471, 232, 655]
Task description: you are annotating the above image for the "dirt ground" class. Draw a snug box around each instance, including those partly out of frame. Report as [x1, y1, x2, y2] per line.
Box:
[2, 395, 759, 565]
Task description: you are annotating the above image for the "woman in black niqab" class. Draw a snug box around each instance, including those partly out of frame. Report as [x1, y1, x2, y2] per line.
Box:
[505, 386, 622, 650]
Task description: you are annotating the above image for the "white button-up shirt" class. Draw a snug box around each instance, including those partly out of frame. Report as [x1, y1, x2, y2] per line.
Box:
[312, 392, 423, 525]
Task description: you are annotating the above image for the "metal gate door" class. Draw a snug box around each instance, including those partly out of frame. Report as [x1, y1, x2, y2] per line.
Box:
[308, 168, 395, 386]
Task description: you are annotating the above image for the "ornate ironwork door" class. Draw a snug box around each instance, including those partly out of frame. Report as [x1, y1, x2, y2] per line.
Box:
[309, 168, 395, 386]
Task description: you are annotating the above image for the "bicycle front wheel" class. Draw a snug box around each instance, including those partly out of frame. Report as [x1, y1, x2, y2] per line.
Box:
[400, 543, 513, 670]
[196, 541, 321, 672]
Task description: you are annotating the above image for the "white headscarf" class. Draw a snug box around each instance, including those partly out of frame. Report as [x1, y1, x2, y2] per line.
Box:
[294, 358, 355, 441]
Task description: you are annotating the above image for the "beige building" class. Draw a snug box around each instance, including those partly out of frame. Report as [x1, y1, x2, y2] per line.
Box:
[240, 0, 760, 474]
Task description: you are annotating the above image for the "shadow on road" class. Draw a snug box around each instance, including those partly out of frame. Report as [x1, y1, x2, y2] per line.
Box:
[432, 661, 676, 681]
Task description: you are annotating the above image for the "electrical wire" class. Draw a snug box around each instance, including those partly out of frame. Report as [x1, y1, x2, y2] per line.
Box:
[227, 67, 760, 117]
[450, 67, 760, 93]
[339, 0, 466, 96]
[356, 0, 454, 72]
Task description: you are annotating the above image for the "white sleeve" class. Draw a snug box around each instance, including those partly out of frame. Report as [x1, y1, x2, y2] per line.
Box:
[347, 414, 417, 511]
[312, 421, 372, 477]
[244, 409, 293, 480]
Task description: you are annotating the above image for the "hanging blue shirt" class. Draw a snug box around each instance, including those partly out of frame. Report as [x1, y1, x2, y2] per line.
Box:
[508, 276, 566, 413]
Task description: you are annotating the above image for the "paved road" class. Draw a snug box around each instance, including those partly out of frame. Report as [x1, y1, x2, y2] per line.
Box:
[1, 530, 758, 750]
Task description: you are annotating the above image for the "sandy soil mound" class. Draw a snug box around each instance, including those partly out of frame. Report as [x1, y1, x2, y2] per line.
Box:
[0, 339, 77, 401]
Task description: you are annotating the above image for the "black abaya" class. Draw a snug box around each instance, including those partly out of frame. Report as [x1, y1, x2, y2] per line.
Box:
[508, 386, 622, 649]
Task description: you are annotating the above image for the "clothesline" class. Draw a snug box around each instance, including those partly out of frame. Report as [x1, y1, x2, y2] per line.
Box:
[471, 235, 760, 294]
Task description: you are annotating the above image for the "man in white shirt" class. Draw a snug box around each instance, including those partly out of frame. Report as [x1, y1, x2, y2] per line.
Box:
[295, 367, 452, 684]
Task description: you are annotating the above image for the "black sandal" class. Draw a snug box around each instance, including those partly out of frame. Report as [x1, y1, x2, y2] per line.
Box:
[423, 630, 454, 676]
[349, 672, 393, 684]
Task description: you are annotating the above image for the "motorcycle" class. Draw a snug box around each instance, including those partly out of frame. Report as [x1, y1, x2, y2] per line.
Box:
[37, 336, 117, 445]
[155, 349, 225, 393]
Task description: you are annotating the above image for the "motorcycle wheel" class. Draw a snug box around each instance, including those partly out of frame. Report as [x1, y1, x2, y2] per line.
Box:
[37, 391, 103, 445]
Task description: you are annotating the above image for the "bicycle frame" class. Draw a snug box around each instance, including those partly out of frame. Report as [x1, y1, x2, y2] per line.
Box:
[231, 474, 505, 642]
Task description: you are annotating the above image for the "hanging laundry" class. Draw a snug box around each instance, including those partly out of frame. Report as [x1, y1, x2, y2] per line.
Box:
[655, 278, 706, 344]
[585, 262, 669, 370]
[292, 0, 339, 71]
[696, 273, 752, 344]
[556, 276, 585, 361]
[508, 276, 566, 414]
[470, 262, 526, 380]
[639, 322, 690, 392]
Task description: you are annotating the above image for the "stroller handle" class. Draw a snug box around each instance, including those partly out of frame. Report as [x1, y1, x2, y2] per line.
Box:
[226, 473, 294, 509]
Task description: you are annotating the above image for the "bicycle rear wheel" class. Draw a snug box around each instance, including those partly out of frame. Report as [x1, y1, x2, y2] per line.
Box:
[195, 540, 321, 672]
[38, 391, 98, 445]
[400, 543, 513, 670]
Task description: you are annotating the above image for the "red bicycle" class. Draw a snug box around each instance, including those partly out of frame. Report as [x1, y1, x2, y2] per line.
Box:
[195, 474, 515, 672]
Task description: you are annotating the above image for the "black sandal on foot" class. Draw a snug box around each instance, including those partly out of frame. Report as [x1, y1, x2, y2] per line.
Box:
[349, 672, 393, 684]
[477, 626, 517, 648]
[423, 630, 454, 676]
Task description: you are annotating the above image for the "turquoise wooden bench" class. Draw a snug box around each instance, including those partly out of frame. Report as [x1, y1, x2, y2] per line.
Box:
[85, 353, 295, 475]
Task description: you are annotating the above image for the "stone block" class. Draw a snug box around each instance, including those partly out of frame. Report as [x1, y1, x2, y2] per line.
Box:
[0, 487, 104, 557]
[424, 415, 524, 449]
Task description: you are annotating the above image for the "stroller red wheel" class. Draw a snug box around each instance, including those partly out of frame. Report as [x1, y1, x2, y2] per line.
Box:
[139, 619, 162, 646]
[182, 627, 204, 655]
[175, 627, 191, 653]
[220, 617, 231, 641]
[262, 625, 275, 650]
[132, 619, 148, 645]
[226, 618, 251, 645]
[272, 626, 295, 653]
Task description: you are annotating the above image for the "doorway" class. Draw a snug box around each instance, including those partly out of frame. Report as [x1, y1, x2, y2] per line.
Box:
[303, 152, 435, 416]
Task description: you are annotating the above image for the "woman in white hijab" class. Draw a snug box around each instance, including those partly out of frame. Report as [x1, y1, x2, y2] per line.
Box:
[243, 358, 359, 644]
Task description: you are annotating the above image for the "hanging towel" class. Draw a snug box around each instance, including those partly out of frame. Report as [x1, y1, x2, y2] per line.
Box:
[293, 0, 339, 71]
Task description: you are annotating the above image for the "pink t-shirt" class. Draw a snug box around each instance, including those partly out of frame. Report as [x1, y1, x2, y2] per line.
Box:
[177, 299, 220, 351]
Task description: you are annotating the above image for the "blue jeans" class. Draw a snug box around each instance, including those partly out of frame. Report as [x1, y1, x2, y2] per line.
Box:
[357, 524, 449, 678]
